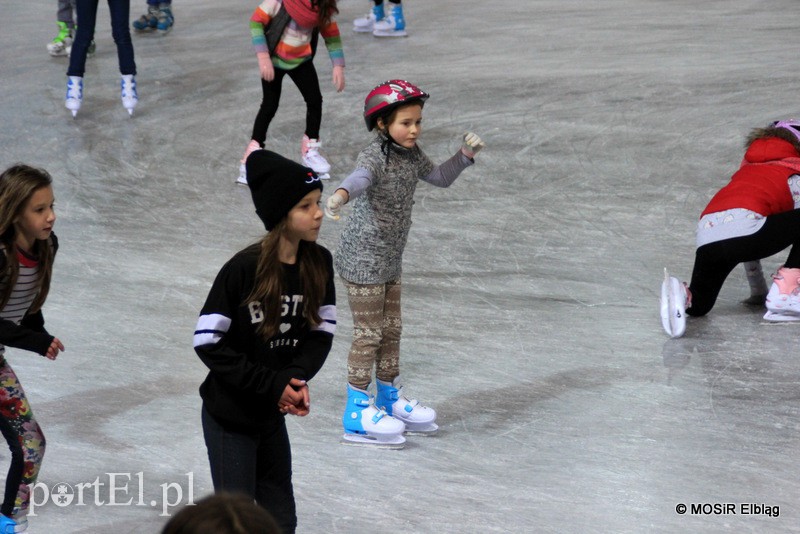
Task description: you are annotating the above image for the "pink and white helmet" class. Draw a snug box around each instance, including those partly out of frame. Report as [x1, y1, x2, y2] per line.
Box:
[772, 119, 800, 142]
[363, 80, 429, 131]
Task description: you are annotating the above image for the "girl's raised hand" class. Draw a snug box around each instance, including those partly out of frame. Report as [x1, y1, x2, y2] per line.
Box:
[45, 337, 64, 360]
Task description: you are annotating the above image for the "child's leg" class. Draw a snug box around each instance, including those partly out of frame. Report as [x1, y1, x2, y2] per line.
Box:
[344, 280, 387, 389]
[107, 0, 136, 75]
[375, 278, 401, 383]
[688, 209, 800, 316]
[251, 69, 288, 145]
[67, 0, 100, 77]
[201, 406, 257, 495]
[58, 0, 76, 27]
[0, 359, 46, 523]
[254, 420, 296, 534]
[287, 61, 323, 140]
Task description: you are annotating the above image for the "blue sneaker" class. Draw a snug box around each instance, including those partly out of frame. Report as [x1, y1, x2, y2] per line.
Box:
[0, 515, 18, 534]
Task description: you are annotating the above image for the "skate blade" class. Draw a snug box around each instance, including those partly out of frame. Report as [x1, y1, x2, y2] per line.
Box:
[762, 310, 800, 323]
[340, 433, 405, 449]
[404, 423, 439, 436]
[373, 30, 408, 37]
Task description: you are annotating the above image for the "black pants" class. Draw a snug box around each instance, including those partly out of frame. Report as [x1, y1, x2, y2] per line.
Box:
[201, 406, 296, 533]
[251, 60, 322, 144]
[67, 0, 136, 77]
[688, 209, 800, 316]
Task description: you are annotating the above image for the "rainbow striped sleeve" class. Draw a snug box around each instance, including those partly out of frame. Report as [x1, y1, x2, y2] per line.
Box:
[320, 20, 344, 67]
[250, 0, 279, 54]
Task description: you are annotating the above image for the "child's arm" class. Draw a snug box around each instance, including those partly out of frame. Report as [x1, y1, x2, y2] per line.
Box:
[319, 20, 345, 92]
[0, 317, 55, 357]
[250, 1, 277, 80]
[420, 132, 485, 187]
[277, 250, 336, 381]
[194, 259, 290, 406]
[324, 168, 372, 219]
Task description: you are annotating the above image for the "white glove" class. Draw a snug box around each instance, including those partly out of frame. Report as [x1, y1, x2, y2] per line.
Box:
[325, 192, 345, 220]
[460, 132, 485, 159]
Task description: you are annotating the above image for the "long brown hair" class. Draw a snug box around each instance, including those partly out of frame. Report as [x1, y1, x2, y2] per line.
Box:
[0, 164, 55, 313]
[312, 0, 339, 26]
[245, 220, 329, 340]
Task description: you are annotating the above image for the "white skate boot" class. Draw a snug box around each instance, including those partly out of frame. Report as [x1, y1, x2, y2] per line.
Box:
[373, 3, 407, 37]
[238, 140, 262, 185]
[763, 266, 800, 322]
[65, 76, 83, 118]
[376, 377, 438, 435]
[660, 268, 690, 338]
[342, 384, 406, 449]
[301, 135, 331, 179]
[121, 75, 138, 116]
[353, 3, 384, 33]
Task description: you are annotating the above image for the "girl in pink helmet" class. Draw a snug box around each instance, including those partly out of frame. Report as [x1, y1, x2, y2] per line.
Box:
[662, 119, 800, 337]
[238, 0, 345, 184]
[325, 80, 484, 448]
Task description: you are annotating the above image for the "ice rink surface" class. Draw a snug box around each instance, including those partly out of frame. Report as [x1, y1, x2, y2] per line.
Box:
[2, 0, 800, 532]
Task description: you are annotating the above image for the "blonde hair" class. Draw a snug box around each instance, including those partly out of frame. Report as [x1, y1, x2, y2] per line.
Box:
[245, 221, 328, 340]
[0, 164, 55, 313]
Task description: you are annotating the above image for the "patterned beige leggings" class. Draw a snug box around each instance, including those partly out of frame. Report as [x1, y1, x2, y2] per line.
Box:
[343, 278, 402, 390]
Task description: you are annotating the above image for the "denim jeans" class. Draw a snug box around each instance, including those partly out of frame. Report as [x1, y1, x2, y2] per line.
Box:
[67, 0, 136, 77]
[201, 406, 297, 533]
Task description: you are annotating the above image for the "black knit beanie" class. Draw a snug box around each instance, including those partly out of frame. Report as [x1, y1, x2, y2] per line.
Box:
[245, 150, 323, 230]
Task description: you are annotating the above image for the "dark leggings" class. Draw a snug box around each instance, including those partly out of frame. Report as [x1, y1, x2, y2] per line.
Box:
[688, 209, 800, 316]
[251, 60, 322, 145]
[67, 0, 136, 77]
[201, 406, 296, 534]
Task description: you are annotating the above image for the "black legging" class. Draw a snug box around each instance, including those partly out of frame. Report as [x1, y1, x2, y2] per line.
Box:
[251, 60, 322, 145]
[688, 209, 800, 316]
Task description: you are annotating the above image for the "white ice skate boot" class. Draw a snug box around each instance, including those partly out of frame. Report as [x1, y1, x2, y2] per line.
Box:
[65, 76, 83, 118]
[373, 3, 407, 37]
[238, 140, 262, 185]
[47, 21, 73, 57]
[301, 135, 331, 179]
[353, 3, 384, 33]
[342, 384, 406, 448]
[660, 268, 690, 338]
[121, 75, 138, 116]
[376, 377, 438, 435]
[763, 266, 800, 322]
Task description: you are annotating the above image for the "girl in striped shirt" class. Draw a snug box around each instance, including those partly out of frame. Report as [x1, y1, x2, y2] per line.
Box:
[0, 165, 64, 534]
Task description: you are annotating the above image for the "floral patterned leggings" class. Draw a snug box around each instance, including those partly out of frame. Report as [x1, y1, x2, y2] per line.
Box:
[0, 357, 45, 520]
[343, 278, 402, 390]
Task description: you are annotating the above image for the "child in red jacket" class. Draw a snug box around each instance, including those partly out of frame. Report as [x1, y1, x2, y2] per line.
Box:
[662, 119, 800, 337]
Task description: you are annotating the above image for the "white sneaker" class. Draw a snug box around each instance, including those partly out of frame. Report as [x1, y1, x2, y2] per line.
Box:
[65, 76, 83, 117]
[121, 75, 138, 116]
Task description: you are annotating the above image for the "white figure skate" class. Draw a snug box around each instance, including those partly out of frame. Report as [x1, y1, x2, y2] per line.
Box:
[660, 268, 688, 338]
[763, 267, 800, 322]
[376, 377, 438, 435]
[342, 384, 406, 449]
[301, 135, 331, 179]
